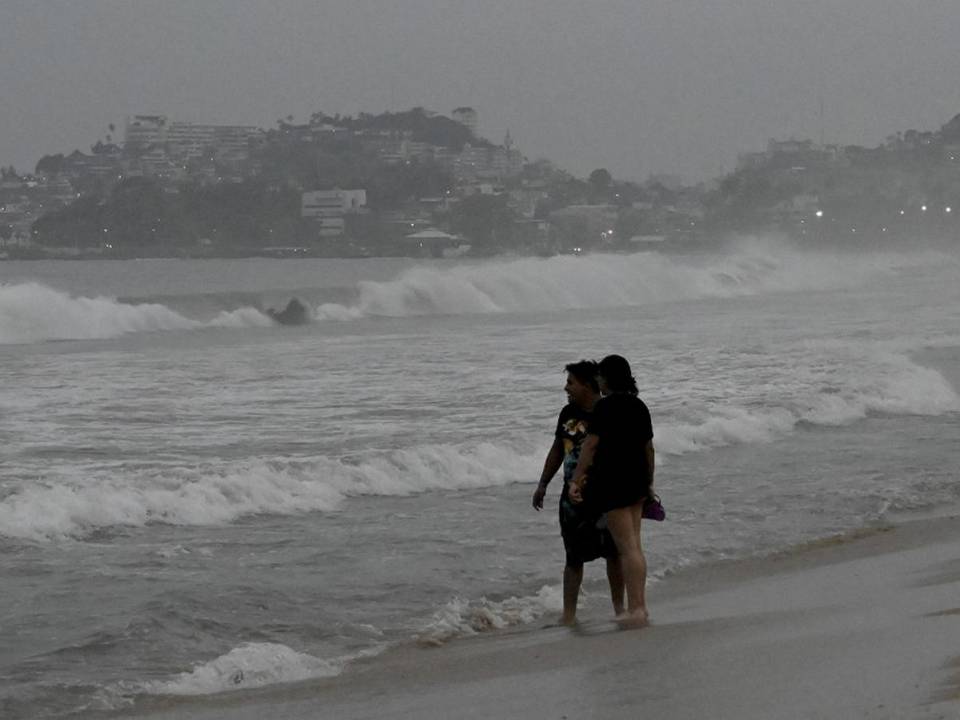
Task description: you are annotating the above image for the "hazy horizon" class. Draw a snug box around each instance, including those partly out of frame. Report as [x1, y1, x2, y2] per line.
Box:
[2, 0, 959, 182]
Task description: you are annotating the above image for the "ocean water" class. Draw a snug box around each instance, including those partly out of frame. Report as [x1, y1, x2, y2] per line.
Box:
[1, 237, 958, 718]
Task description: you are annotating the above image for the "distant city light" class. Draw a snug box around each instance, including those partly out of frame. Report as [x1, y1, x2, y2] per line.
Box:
[921, 205, 928, 212]
[946, 207, 953, 213]
[899, 210, 905, 215]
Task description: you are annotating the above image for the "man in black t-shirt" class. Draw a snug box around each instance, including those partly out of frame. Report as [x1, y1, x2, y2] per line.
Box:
[532, 361, 624, 626]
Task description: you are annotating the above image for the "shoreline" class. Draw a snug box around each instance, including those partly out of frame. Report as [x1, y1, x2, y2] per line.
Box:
[5, 236, 958, 264]
[132, 513, 960, 719]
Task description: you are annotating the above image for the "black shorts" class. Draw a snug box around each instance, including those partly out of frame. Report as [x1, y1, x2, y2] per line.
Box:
[559, 496, 619, 566]
[590, 478, 650, 514]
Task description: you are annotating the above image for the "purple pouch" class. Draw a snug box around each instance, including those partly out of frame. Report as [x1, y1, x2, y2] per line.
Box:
[642, 495, 666, 521]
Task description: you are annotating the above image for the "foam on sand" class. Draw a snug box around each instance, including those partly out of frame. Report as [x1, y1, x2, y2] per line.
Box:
[135, 515, 960, 720]
[416, 586, 563, 646]
[102, 641, 384, 710]
[137, 643, 349, 695]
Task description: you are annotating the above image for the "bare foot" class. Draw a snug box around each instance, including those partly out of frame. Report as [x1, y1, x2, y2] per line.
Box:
[541, 614, 578, 628]
[614, 610, 649, 628]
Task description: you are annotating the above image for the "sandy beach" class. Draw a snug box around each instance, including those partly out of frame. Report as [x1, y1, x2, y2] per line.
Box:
[132, 513, 960, 720]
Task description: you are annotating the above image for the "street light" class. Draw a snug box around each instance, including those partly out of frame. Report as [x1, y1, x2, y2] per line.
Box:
[815, 210, 823, 218]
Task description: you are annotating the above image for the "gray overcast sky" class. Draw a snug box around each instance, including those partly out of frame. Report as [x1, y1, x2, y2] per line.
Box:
[1, 0, 958, 181]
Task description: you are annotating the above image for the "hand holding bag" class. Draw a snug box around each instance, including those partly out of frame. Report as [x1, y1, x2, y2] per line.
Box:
[642, 494, 665, 521]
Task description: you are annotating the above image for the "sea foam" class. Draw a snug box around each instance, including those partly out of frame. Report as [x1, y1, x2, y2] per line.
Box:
[125, 642, 359, 697]
[2, 346, 955, 542]
[0, 441, 539, 541]
[310, 241, 953, 320]
[2, 243, 953, 342]
[655, 349, 960, 455]
[416, 585, 563, 645]
[0, 282, 271, 344]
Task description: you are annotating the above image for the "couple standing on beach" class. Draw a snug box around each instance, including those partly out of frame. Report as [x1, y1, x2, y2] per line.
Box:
[532, 354, 655, 627]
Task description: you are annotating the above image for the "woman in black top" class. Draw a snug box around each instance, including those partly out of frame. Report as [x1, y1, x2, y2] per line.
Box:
[569, 354, 655, 625]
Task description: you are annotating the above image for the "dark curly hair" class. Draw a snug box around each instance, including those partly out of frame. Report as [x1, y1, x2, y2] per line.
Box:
[565, 359, 599, 393]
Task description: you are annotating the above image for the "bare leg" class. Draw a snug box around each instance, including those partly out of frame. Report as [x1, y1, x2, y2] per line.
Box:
[606, 504, 648, 625]
[629, 502, 647, 621]
[631, 501, 643, 538]
[606, 557, 625, 615]
[561, 563, 584, 625]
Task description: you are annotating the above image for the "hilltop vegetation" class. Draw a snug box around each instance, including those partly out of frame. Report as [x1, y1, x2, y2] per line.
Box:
[704, 113, 960, 243]
[6, 106, 960, 258]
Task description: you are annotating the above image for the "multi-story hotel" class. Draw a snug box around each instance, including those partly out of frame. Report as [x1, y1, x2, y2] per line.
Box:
[124, 115, 262, 159]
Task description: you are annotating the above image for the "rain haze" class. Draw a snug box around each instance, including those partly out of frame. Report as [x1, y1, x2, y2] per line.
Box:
[2, 0, 959, 179]
[3, 3, 960, 720]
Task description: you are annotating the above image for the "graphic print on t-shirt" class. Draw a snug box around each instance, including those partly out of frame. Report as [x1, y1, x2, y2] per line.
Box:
[556, 404, 591, 485]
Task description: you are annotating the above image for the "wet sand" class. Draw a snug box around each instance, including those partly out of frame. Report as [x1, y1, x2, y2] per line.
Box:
[136, 514, 960, 720]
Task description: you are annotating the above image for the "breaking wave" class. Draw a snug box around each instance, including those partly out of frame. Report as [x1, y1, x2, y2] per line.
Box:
[657, 349, 960, 455]
[314, 241, 952, 319]
[2, 243, 953, 343]
[0, 441, 539, 541]
[0, 282, 272, 344]
[3, 346, 955, 543]
[2, 340, 956, 543]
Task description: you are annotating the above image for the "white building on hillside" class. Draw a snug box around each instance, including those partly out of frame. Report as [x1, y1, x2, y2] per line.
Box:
[301, 189, 367, 237]
[451, 107, 478, 136]
[301, 189, 367, 217]
[125, 115, 168, 149]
